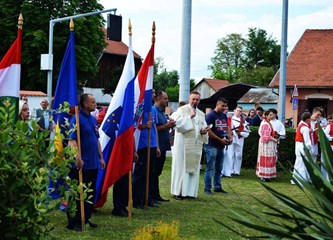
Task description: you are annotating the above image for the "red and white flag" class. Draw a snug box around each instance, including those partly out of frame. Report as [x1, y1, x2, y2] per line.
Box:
[134, 42, 155, 148]
[0, 14, 23, 121]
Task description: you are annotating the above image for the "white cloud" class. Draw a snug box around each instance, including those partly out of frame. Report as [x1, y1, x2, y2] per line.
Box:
[99, 0, 333, 79]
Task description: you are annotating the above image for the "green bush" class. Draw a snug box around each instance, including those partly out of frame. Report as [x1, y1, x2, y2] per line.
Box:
[0, 104, 79, 239]
[131, 221, 195, 240]
[219, 124, 333, 239]
[242, 126, 296, 171]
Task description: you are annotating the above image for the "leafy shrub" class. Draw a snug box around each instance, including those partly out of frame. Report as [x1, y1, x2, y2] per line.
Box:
[131, 221, 189, 240]
[218, 124, 333, 239]
[0, 104, 78, 239]
[242, 126, 296, 171]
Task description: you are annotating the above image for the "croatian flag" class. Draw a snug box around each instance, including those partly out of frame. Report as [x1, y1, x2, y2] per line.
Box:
[0, 15, 22, 122]
[134, 42, 155, 147]
[94, 33, 135, 208]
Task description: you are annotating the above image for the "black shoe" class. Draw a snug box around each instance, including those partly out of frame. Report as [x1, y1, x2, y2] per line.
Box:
[87, 220, 98, 228]
[155, 196, 170, 202]
[185, 196, 195, 199]
[214, 188, 228, 194]
[67, 224, 82, 231]
[148, 201, 159, 207]
[204, 191, 213, 195]
[111, 209, 128, 217]
[231, 173, 240, 177]
[122, 208, 129, 215]
[174, 195, 184, 200]
[260, 177, 266, 182]
[133, 204, 144, 209]
[221, 174, 232, 178]
[153, 200, 162, 204]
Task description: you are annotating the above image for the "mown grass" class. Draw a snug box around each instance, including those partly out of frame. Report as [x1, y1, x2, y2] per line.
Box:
[48, 157, 308, 240]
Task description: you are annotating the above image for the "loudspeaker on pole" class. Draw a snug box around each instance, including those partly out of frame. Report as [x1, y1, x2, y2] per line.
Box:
[107, 14, 122, 42]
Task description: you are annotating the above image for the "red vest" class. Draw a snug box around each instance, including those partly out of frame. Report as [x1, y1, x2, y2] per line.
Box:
[227, 115, 232, 128]
[312, 121, 319, 144]
[295, 122, 311, 143]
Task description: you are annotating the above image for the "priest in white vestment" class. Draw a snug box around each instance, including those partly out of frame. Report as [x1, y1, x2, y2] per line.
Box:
[170, 91, 208, 199]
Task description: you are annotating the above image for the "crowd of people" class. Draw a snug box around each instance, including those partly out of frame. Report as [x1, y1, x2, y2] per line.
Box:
[17, 92, 332, 231]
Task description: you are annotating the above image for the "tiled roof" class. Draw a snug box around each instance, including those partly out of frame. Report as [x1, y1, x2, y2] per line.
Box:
[101, 28, 141, 59]
[20, 90, 47, 97]
[238, 88, 278, 103]
[270, 29, 333, 88]
[195, 78, 229, 91]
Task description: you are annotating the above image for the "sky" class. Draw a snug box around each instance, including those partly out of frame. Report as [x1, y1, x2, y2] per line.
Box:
[99, 0, 333, 81]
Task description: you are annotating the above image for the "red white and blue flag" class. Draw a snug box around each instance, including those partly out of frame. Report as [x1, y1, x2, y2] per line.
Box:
[94, 34, 135, 208]
[134, 42, 155, 148]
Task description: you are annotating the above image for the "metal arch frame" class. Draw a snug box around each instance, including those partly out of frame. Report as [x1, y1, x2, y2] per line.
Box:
[46, 8, 117, 103]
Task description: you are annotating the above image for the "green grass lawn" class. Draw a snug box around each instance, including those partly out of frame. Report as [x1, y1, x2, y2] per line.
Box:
[48, 157, 307, 240]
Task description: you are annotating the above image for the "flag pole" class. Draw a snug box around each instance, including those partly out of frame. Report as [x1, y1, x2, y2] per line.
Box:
[128, 19, 133, 219]
[76, 104, 85, 230]
[144, 22, 156, 210]
[144, 112, 152, 210]
[69, 18, 85, 231]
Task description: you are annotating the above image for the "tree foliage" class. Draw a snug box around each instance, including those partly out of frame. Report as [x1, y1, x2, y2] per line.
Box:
[0, 101, 85, 238]
[209, 28, 280, 86]
[245, 28, 281, 71]
[208, 33, 246, 83]
[0, 0, 105, 93]
[153, 57, 187, 102]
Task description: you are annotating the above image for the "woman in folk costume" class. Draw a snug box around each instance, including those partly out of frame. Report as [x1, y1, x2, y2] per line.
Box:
[292, 112, 313, 184]
[256, 109, 278, 182]
[322, 114, 333, 180]
[310, 107, 323, 161]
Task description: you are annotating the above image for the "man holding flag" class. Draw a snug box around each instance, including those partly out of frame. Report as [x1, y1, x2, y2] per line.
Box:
[94, 20, 135, 218]
[132, 22, 158, 209]
[67, 93, 105, 231]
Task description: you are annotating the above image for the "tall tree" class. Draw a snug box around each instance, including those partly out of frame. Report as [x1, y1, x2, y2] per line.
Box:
[0, 0, 105, 93]
[208, 33, 246, 83]
[245, 27, 280, 71]
[209, 28, 280, 86]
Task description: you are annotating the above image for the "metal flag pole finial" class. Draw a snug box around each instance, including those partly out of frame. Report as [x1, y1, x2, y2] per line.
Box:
[18, 13, 23, 29]
[152, 21, 156, 43]
[128, 19, 132, 36]
[70, 18, 74, 31]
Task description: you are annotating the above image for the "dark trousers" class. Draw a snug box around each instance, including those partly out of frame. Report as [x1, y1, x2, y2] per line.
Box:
[67, 168, 97, 227]
[132, 147, 156, 206]
[151, 150, 167, 199]
[113, 174, 128, 212]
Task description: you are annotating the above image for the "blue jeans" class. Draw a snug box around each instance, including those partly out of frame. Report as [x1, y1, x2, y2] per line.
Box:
[204, 145, 224, 192]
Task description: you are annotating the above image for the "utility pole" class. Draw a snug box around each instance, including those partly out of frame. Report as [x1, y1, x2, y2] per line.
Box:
[278, 0, 288, 122]
[179, 0, 192, 102]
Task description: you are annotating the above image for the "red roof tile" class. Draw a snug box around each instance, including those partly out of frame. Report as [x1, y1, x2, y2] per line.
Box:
[101, 28, 141, 58]
[196, 78, 229, 91]
[20, 90, 47, 97]
[270, 29, 333, 88]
